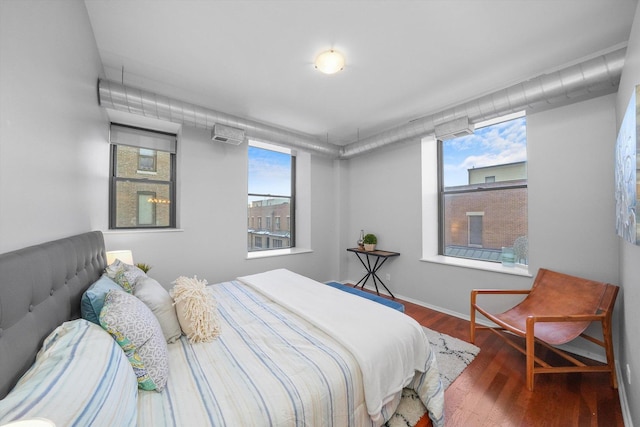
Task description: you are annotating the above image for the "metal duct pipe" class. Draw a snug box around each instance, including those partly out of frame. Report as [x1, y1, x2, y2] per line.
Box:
[339, 46, 626, 158]
[98, 79, 341, 158]
[98, 46, 625, 160]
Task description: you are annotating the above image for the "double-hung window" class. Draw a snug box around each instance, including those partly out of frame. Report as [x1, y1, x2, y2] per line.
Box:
[438, 113, 528, 265]
[247, 141, 295, 251]
[109, 124, 177, 229]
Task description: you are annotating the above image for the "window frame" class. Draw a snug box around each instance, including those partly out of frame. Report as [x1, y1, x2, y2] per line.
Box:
[109, 124, 177, 230]
[430, 111, 531, 277]
[247, 141, 296, 252]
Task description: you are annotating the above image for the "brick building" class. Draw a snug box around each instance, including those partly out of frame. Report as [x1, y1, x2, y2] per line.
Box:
[114, 146, 172, 227]
[247, 198, 291, 250]
[444, 162, 527, 262]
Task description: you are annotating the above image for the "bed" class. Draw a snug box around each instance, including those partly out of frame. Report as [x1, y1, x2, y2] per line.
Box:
[0, 231, 444, 426]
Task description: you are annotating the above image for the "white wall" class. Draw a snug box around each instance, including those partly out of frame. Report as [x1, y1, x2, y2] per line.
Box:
[343, 94, 619, 354]
[0, 2, 340, 288]
[616, 2, 640, 425]
[0, 0, 108, 252]
[103, 125, 340, 287]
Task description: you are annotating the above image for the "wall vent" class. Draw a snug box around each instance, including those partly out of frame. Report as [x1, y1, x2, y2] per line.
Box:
[434, 117, 474, 140]
[211, 124, 245, 145]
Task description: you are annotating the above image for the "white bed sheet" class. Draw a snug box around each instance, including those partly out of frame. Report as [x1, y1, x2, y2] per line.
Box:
[238, 269, 440, 424]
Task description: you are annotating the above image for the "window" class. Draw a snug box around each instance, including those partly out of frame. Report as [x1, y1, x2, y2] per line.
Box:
[137, 191, 156, 225]
[439, 113, 527, 264]
[467, 213, 483, 247]
[138, 148, 157, 172]
[109, 124, 176, 229]
[247, 141, 295, 251]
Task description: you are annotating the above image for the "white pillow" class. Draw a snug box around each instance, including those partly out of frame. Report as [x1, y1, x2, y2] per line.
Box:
[171, 276, 221, 343]
[0, 320, 137, 426]
[134, 276, 182, 343]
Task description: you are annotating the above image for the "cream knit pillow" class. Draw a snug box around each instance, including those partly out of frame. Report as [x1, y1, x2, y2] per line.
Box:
[170, 276, 221, 343]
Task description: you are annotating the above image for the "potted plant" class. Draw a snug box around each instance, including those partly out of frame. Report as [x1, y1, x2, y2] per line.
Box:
[136, 263, 152, 273]
[363, 233, 377, 251]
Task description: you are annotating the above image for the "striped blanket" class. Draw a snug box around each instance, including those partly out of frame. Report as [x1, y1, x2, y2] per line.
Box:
[138, 275, 444, 426]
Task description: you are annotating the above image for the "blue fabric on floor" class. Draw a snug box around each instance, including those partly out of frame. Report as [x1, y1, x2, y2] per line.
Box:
[325, 281, 405, 312]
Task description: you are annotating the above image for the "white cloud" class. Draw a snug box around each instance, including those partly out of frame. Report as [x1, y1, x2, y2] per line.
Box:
[443, 116, 526, 185]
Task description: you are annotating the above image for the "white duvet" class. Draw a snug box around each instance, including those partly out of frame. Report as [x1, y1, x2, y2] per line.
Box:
[238, 268, 434, 425]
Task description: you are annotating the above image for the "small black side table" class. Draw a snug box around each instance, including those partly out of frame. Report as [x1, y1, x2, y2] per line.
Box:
[347, 247, 400, 298]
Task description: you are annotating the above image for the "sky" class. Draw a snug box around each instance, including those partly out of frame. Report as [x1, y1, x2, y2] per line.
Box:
[247, 117, 526, 194]
[248, 145, 292, 197]
[442, 116, 527, 187]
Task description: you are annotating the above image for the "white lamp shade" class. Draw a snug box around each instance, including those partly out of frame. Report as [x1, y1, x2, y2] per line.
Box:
[315, 50, 345, 74]
[106, 250, 134, 266]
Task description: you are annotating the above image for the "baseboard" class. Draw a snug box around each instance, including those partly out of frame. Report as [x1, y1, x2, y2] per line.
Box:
[350, 280, 608, 363]
[616, 361, 634, 427]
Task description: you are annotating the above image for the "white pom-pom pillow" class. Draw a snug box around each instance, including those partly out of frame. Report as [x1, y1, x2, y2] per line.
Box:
[170, 276, 221, 343]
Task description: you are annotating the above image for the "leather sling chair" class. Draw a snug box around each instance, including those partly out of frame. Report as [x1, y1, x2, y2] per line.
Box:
[470, 268, 619, 391]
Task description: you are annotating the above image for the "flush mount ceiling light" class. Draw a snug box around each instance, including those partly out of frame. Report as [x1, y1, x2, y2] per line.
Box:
[315, 49, 345, 74]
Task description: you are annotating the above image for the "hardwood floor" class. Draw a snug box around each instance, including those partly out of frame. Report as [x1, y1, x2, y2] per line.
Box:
[380, 292, 624, 426]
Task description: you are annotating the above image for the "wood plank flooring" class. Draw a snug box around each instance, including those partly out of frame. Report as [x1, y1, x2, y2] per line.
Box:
[373, 291, 624, 426]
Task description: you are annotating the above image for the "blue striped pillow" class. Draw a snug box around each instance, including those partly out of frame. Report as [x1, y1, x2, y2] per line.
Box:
[0, 320, 138, 426]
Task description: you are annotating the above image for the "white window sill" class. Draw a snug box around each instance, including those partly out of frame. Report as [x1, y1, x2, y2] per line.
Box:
[421, 255, 532, 277]
[247, 247, 313, 259]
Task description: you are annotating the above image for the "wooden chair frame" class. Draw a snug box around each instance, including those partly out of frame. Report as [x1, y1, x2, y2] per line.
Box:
[470, 268, 619, 391]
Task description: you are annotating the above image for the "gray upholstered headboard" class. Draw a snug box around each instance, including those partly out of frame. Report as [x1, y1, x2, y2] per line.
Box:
[0, 231, 106, 399]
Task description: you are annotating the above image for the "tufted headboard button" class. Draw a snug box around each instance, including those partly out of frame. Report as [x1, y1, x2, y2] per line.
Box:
[29, 305, 33, 312]
[50, 289, 54, 296]
[0, 328, 3, 337]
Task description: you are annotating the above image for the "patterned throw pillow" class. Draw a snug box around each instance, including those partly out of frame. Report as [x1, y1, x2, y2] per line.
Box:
[104, 259, 147, 293]
[99, 289, 169, 391]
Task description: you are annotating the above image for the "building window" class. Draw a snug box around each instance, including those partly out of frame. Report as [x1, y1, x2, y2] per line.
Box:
[109, 124, 176, 229]
[467, 213, 483, 247]
[138, 148, 157, 172]
[247, 141, 295, 252]
[439, 113, 527, 264]
[137, 191, 156, 225]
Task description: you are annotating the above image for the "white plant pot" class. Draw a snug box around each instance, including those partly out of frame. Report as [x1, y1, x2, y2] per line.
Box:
[364, 243, 376, 251]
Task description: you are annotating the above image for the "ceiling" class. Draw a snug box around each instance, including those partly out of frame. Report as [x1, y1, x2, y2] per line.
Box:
[84, 0, 637, 146]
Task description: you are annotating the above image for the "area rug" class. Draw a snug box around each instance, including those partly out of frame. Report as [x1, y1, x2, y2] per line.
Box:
[384, 327, 480, 427]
